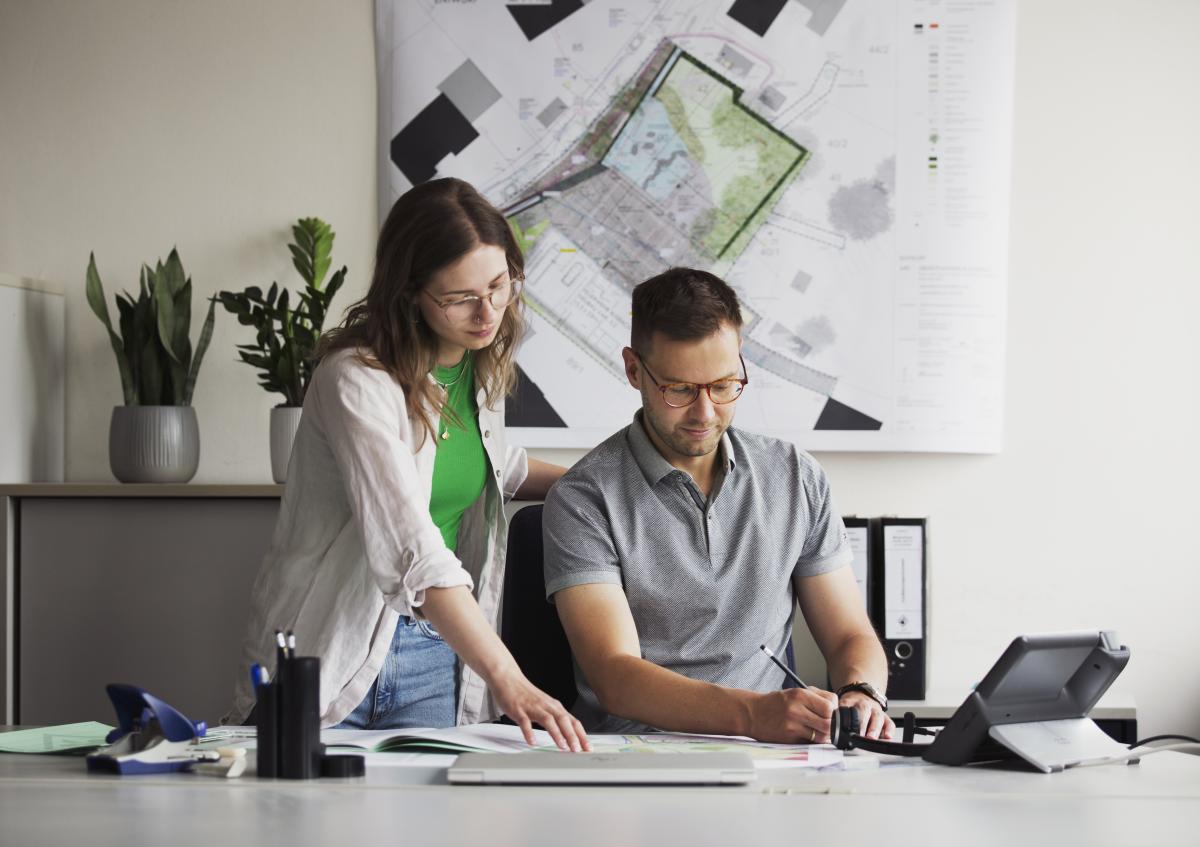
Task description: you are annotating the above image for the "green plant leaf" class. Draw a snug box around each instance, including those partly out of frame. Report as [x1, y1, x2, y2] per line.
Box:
[183, 296, 217, 405]
[139, 334, 163, 407]
[291, 218, 333, 290]
[84, 253, 135, 405]
[150, 261, 183, 365]
[288, 243, 312, 287]
[163, 248, 187, 299]
[172, 278, 193, 397]
[130, 268, 155, 404]
[221, 217, 343, 406]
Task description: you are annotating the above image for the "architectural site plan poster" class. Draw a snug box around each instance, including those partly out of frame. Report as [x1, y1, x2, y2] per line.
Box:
[376, 0, 1015, 452]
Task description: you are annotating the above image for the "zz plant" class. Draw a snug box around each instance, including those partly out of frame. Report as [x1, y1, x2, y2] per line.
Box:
[85, 249, 217, 405]
[215, 218, 346, 407]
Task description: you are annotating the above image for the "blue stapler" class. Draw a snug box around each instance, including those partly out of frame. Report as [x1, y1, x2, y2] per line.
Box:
[86, 684, 209, 775]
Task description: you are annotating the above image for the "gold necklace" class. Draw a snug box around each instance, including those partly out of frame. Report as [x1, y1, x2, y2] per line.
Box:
[435, 358, 468, 441]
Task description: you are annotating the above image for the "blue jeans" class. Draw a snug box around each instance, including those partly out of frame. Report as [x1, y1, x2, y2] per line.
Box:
[334, 615, 457, 729]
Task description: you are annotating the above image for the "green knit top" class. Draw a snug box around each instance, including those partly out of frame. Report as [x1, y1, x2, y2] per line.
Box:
[428, 353, 488, 553]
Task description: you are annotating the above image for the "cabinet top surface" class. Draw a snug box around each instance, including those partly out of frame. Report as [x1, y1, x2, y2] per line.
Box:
[0, 484, 284, 498]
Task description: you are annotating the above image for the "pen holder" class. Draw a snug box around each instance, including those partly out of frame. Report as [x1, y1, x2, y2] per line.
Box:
[255, 682, 280, 778]
[256, 654, 322, 779]
[255, 650, 364, 780]
[279, 656, 322, 780]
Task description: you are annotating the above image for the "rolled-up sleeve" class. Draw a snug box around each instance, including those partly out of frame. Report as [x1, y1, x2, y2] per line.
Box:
[312, 356, 473, 612]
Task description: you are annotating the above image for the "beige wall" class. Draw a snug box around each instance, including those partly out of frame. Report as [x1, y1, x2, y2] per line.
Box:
[3, 0, 1199, 737]
[0, 0, 378, 481]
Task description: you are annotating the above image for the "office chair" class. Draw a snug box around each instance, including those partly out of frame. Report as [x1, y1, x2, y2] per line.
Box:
[500, 504, 578, 710]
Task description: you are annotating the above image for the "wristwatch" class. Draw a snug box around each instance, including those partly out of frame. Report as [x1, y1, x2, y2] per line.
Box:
[836, 681, 887, 711]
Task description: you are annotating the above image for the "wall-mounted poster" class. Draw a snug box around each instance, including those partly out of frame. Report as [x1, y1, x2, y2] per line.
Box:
[376, 0, 1015, 452]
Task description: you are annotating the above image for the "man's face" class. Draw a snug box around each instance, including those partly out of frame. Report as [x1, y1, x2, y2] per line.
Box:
[622, 324, 744, 462]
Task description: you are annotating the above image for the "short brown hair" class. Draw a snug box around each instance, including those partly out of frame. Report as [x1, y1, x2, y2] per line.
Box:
[630, 267, 743, 353]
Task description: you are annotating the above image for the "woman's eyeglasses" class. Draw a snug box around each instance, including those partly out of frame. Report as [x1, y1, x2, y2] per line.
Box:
[425, 276, 524, 322]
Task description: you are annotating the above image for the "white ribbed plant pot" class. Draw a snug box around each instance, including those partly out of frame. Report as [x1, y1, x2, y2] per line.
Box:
[109, 406, 200, 483]
[270, 406, 304, 484]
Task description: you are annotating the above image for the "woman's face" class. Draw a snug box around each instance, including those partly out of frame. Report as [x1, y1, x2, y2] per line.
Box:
[417, 243, 513, 366]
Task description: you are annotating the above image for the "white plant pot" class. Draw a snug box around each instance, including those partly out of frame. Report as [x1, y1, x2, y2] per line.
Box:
[270, 406, 304, 484]
[109, 406, 200, 483]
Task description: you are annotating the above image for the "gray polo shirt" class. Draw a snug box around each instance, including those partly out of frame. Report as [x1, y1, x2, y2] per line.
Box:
[543, 413, 852, 733]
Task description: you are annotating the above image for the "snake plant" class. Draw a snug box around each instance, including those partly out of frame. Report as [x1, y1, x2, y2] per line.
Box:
[85, 249, 217, 406]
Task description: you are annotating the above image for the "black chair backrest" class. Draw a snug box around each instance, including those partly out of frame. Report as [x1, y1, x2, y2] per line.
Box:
[500, 505, 578, 709]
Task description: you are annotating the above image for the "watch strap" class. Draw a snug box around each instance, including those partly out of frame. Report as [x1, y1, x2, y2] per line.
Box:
[836, 681, 887, 711]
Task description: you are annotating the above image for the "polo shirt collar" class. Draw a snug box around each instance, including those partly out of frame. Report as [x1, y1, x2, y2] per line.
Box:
[627, 410, 735, 488]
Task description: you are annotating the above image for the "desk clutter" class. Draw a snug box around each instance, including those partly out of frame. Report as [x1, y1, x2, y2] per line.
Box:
[83, 684, 246, 777]
[253, 630, 363, 779]
[4, 630, 1195, 784]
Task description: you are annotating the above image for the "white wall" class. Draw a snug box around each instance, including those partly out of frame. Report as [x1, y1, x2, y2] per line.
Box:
[0, 276, 64, 482]
[2, 0, 1197, 737]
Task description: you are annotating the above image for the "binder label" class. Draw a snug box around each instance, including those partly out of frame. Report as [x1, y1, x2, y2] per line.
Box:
[883, 524, 923, 640]
[846, 525, 870, 608]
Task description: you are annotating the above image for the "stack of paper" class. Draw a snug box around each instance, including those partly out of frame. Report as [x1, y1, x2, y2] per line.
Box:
[0, 722, 114, 754]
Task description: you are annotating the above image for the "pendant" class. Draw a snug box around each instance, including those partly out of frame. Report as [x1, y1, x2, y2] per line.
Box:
[440, 430, 450, 441]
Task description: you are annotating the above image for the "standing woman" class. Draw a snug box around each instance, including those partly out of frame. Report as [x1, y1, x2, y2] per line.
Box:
[229, 178, 587, 751]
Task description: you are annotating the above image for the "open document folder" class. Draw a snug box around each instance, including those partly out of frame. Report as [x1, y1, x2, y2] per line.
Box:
[321, 723, 844, 769]
[321, 722, 557, 755]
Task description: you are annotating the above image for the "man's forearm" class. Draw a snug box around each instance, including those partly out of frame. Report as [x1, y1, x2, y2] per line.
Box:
[589, 654, 757, 736]
[826, 631, 889, 693]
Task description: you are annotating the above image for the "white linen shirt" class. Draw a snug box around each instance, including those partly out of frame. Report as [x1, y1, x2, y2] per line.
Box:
[227, 348, 528, 728]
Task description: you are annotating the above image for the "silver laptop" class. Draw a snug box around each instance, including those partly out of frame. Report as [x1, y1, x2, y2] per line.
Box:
[447, 751, 756, 785]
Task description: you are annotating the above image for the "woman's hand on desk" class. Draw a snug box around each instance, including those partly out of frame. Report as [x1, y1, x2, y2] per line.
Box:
[488, 666, 592, 753]
[419, 585, 590, 753]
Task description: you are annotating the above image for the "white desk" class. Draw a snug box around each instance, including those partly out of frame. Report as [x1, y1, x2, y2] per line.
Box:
[1, 747, 1197, 847]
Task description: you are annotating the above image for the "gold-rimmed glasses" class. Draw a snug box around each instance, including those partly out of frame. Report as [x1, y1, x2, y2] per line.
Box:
[424, 276, 524, 322]
[636, 352, 749, 408]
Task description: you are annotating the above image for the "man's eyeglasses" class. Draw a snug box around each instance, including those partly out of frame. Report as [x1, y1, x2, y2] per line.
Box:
[424, 276, 524, 323]
[636, 352, 749, 408]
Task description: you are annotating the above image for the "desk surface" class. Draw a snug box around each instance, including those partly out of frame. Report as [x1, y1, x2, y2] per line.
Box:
[2, 747, 1197, 847]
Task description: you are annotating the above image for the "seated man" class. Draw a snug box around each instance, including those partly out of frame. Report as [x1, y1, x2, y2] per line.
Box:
[544, 268, 894, 743]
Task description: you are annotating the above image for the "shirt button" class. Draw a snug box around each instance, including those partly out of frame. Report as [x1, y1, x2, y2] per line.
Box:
[494, 469, 501, 478]
[483, 430, 491, 438]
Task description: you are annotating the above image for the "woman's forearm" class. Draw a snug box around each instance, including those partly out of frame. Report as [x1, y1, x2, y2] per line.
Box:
[418, 585, 518, 683]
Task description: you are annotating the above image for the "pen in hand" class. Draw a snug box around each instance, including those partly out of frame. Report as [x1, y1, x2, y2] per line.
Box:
[759, 644, 808, 689]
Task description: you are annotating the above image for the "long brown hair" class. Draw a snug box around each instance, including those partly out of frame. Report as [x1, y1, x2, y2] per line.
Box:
[316, 178, 525, 444]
